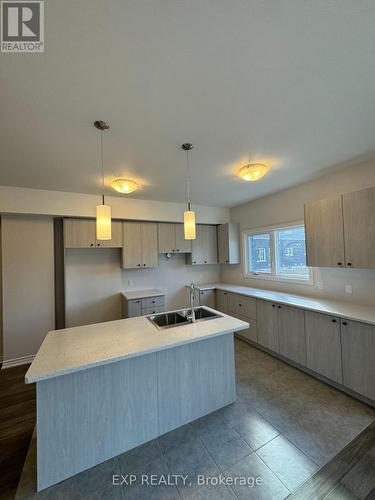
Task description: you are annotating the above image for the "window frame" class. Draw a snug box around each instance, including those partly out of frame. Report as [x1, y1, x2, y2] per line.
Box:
[242, 221, 314, 286]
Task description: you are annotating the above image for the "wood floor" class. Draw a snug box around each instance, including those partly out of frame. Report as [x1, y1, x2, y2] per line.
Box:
[0, 364, 35, 500]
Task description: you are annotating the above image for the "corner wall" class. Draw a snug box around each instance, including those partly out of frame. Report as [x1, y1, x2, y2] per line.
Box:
[222, 158, 375, 306]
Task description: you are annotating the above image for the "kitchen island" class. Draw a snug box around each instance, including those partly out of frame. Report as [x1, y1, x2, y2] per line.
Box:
[26, 307, 249, 491]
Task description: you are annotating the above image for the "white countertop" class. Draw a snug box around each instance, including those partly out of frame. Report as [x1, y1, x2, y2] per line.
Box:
[195, 283, 375, 326]
[25, 307, 249, 384]
[121, 289, 164, 300]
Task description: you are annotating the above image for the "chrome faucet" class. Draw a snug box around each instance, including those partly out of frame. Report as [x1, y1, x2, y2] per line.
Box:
[189, 283, 196, 323]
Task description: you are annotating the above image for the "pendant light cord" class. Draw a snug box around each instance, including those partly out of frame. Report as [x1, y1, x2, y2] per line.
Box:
[186, 150, 191, 211]
[100, 130, 104, 205]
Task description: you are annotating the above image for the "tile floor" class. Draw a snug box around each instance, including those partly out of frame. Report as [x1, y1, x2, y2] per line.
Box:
[16, 339, 375, 499]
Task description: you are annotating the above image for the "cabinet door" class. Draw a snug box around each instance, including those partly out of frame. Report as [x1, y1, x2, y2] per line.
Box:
[218, 224, 229, 264]
[216, 290, 229, 314]
[122, 223, 142, 269]
[199, 289, 216, 308]
[97, 221, 123, 248]
[278, 305, 306, 366]
[141, 223, 158, 268]
[158, 223, 175, 253]
[228, 293, 256, 319]
[64, 219, 96, 248]
[304, 196, 345, 268]
[218, 223, 240, 264]
[343, 187, 375, 269]
[127, 299, 142, 318]
[256, 300, 279, 352]
[175, 224, 192, 253]
[203, 225, 218, 264]
[342, 319, 375, 400]
[190, 225, 205, 265]
[305, 311, 342, 383]
[233, 312, 257, 343]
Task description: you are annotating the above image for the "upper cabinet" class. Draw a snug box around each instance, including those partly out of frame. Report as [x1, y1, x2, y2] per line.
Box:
[122, 222, 158, 269]
[64, 219, 123, 249]
[218, 223, 240, 264]
[186, 225, 218, 265]
[342, 187, 375, 269]
[304, 186, 375, 269]
[158, 223, 192, 254]
[304, 196, 345, 268]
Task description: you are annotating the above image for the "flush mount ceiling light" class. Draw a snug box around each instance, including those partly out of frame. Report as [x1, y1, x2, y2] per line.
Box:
[239, 163, 270, 182]
[181, 143, 196, 240]
[111, 178, 138, 194]
[94, 120, 112, 241]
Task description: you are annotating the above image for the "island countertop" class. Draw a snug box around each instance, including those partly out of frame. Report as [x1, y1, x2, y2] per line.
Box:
[25, 307, 249, 384]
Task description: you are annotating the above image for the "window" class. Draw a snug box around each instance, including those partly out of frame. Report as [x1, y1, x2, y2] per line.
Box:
[243, 223, 313, 284]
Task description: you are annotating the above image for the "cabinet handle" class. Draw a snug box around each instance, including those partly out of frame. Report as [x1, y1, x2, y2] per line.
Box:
[277, 305, 281, 309]
[238, 303, 242, 307]
[272, 304, 276, 308]
[347, 262, 352, 266]
[137, 264, 141, 266]
[193, 261, 197, 264]
[332, 319, 336, 323]
[143, 263, 146, 266]
[97, 243, 101, 247]
[152, 300, 155, 304]
[172, 249, 175, 252]
[225, 260, 229, 263]
[223, 292, 227, 295]
[204, 260, 207, 264]
[337, 262, 342, 266]
[136, 300, 140, 303]
[90, 243, 94, 247]
[342, 321, 347, 326]
[176, 249, 180, 252]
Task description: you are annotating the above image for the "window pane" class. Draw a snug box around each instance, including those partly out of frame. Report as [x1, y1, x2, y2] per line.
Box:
[275, 226, 309, 279]
[248, 233, 271, 273]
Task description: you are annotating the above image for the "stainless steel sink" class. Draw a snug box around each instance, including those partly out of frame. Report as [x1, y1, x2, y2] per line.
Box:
[147, 307, 222, 330]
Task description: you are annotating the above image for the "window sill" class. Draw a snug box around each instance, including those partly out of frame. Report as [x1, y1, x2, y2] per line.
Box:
[242, 272, 315, 287]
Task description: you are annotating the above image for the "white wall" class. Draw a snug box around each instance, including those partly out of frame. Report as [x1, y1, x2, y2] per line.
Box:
[222, 158, 375, 306]
[1, 216, 55, 364]
[65, 250, 221, 327]
[0, 185, 230, 224]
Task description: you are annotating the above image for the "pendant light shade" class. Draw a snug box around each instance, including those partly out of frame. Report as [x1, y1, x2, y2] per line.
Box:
[96, 203, 112, 240]
[94, 120, 112, 240]
[184, 210, 196, 240]
[181, 143, 196, 240]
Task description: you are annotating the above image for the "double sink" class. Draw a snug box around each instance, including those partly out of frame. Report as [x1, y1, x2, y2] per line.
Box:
[147, 307, 222, 330]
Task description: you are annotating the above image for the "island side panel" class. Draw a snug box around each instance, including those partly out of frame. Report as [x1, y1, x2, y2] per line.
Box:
[157, 333, 236, 435]
[37, 352, 158, 491]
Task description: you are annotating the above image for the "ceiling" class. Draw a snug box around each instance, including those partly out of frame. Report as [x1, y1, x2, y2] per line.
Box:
[1, 0, 375, 207]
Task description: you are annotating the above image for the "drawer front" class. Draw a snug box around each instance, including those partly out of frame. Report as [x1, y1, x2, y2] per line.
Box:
[142, 305, 165, 316]
[228, 293, 257, 319]
[142, 296, 165, 309]
[229, 311, 257, 343]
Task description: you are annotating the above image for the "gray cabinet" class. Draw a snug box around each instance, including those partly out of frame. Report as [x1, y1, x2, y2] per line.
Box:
[158, 223, 192, 254]
[341, 319, 375, 400]
[218, 223, 240, 264]
[278, 305, 306, 366]
[186, 225, 218, 265]
[342, 186, 375, 269]
[198, 289, 216, 309]
[122, 222, 158, 269]
[216, 290, 229, 314]
[228, 293, 257, 319]
[256, 300, 279, 352]
[304, 196, 345, 268]
[305, 310, 342, 384]
[122, 294, 165, 318]
[64, 219, 123, 249]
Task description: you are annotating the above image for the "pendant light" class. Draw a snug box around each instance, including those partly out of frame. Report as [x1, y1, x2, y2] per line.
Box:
[94, 120, 111, 240]
[181, 143, 196, 240]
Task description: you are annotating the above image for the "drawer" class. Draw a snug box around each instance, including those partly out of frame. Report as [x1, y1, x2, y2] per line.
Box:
[228, 293, 257, 319]
[142, 305, 165, 316]
[142, 296, 165, 309]
[126, 299, 142, 318]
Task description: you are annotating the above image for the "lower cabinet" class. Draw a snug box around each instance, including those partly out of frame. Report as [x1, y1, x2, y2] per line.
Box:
[305, 311, 342, 384]
[278, 305, 306, 366]
[122, 295, 165, 318]
[231, 312, 257, 343]
[198, 289, 216, 308]
[256, 300, 279, 352]
[341, 319, 375, 400]
[216, 290, 229, 314]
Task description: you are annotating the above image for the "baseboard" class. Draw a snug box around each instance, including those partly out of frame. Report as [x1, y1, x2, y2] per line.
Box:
[1, 354, 35, 369]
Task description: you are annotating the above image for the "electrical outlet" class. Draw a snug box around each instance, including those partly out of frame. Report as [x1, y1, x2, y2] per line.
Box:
[345, 284, 352, 294]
